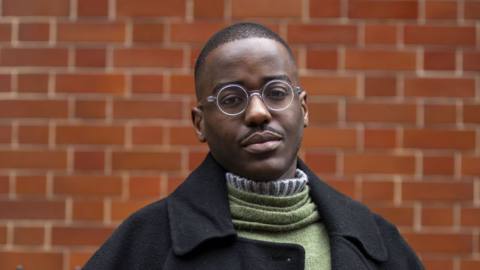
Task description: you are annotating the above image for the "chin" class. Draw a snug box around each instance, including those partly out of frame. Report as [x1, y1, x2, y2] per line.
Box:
[237, 157, 294, 182]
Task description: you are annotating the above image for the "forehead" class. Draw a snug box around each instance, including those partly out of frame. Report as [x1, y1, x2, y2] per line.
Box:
[198, 38, 296, 97]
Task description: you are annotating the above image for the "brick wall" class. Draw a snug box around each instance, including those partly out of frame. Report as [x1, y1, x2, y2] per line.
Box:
[0, 0, 478, 269]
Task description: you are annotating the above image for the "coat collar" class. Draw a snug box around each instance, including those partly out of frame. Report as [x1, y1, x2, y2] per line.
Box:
[167, 153, 387, 262]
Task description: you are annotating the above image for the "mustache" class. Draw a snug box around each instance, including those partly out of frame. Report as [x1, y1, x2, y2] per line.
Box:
[239, 126, 283, 142]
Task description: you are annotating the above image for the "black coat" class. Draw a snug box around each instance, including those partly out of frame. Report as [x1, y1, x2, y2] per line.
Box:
[83, 154, 424, 270]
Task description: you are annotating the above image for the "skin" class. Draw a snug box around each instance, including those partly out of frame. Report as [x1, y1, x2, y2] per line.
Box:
[192, 37, 308, 182]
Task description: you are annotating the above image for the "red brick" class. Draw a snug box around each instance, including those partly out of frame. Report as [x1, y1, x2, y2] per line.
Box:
[404, 25, 476, 46]
[132, 125, 165, 145]
[465, 0, 480, 20]
[304, 152, 336, 174]
[0, 251, 63, 270]
[117, 0, 185, 17]
[0, 150, 67, 169]
[348, 0, 417, 19]
[424, 104, 456, 125]
[232, 0, 301, 18]
[463, 51, 480, 71]
[422, 207, 454, 227]
[194, 0, 224, 18]
[461, 208, 480, 226]
[75, 100, 106, 119]
[54, 175, 122, 197]
[171, 74, 195, 95]
[403, 129, 475, 150]
[464, 104, 480, 124]
[364, 128, 397, 149]
[75, 48, 106, 67]
[371, 206, 414, 227]
[113, 100, 183, 119]
[73, 200, 104, 221]
[0, 225, 6, 243]
[287, 24, 357, 44]
[310, 0, 340, 17]
[3, 0, 69, 16]
[424, 50, 455, 70]
[111, 199, 153, 221]
[345, 49, 416, 70]
[14, 226, 44, 245]
[346, 102, 416, 124]
[306, 49, 338, 70]
[112, 151, 182, 171]
[56, 73, 125, 95]
[78, 0, 108, 17]
[188, 151, 209, 171]
[425, 0, 457, 20]
[114, 48, 183, 68]
[308, 101, 338, 125]
[364, 24, 397, 45]
[133, 23, 164, 43]
[0, 48, 68, 67]
[462, 156, 480, 176]
[303, 128, 357, 149]
[344, 154, 415, 174]
[423, 155, 454, 175]
[0, 125, 12, 143]
[69, 251, 94, 270]
[362, 180, 395, 203]
[16, 175, 47, 196]
[365, 76, 396, 97]
[404, 78, 475, 98]
[18, 125, 49, 144]
[461, 259, 480, 270]
[170, 126, 202, 146]
[403, 232, 473, 254]
[0, 23, 12, 42]
[0, 199, 65, 220]
[58, 22, 125, 43]
[423, 258, 454, 270]
[129, 176, 162, 198]
[18, 73, 49, 93]
[132, 74, 164, 94]
[57, 124, 124, 145]
[300, 75, 357, 97]
[52, 226, 113, 246]
[171, 22, 225, 43]
[0, 74, 11, 92]
[74, 151, 105, 171]
[402, 181, 473, 202]
[19, 23, 50, 41]
[167, 176, 186, 194]
[0, 100, 68, 119]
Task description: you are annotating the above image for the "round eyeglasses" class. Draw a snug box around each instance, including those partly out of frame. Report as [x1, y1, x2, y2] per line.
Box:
[204, 80, 302, 116]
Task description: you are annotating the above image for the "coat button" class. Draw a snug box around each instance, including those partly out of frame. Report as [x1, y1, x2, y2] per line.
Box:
[286, 257, 292, 263]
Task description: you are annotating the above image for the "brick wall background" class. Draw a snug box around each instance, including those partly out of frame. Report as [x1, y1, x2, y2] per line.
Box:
[0, 0, 478, 269]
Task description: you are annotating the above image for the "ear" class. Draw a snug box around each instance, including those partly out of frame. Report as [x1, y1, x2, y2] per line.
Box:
[299, 90, 308, 127]
[191, 106, 207, 142]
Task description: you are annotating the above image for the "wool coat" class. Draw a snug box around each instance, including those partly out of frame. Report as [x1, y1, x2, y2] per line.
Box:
[83, 154, 424, 270]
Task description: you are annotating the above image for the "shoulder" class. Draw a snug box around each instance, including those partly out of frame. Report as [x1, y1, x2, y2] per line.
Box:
[371, 213, 425, 269]
[83, 198, 172, 269]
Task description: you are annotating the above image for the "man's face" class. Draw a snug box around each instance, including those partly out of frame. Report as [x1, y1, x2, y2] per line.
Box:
[192, 37, 308, 181]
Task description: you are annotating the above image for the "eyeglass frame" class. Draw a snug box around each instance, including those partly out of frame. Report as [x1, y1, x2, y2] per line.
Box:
[201, 79, 303, 116]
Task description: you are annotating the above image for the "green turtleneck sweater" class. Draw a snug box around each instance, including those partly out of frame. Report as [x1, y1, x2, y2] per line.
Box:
[227, 184, 331, 270]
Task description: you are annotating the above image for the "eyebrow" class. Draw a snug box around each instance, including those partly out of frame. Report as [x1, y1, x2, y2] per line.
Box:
[211, 75, 292, 95]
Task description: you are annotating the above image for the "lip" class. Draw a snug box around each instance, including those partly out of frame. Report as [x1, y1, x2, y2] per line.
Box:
[240, 130, 283, 154]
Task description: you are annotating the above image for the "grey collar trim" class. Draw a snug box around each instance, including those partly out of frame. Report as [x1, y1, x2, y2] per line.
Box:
[225, 169, 308, 197]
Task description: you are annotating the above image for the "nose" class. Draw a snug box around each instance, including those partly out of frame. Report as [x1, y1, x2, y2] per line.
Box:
[244, 94, 272, 126]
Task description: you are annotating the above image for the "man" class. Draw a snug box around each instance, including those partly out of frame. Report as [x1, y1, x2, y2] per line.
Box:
[84, 22, 423, 270]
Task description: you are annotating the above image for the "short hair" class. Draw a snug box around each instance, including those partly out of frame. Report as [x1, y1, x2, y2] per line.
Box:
[194, 22, 295, 98]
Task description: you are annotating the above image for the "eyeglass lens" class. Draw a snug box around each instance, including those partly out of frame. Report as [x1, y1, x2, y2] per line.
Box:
[216, 80, 294, 115]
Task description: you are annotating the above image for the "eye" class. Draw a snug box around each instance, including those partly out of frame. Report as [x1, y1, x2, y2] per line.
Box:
[265, 84, 290, 100]
[219, 94, 245, 106]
